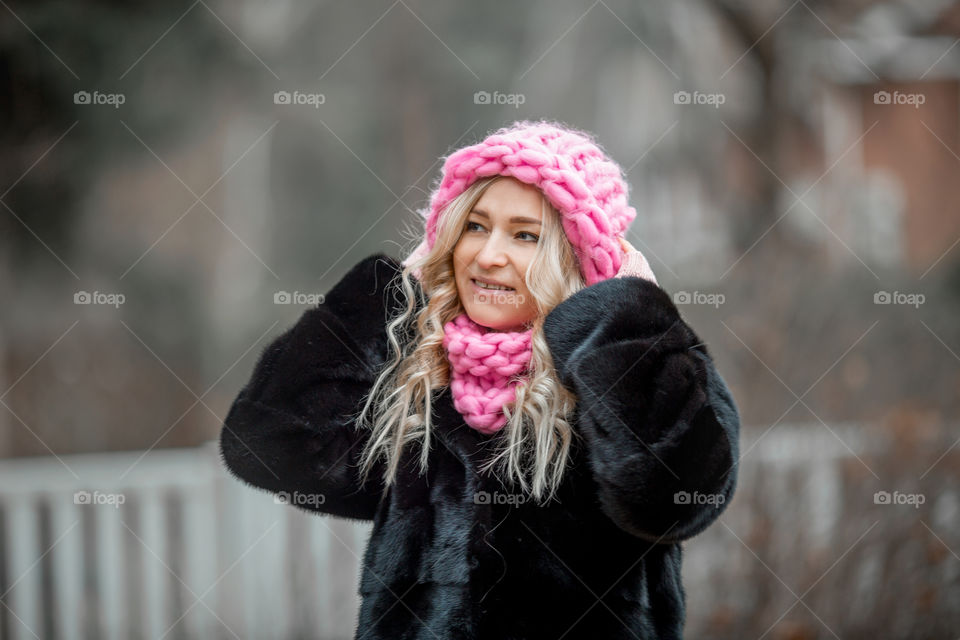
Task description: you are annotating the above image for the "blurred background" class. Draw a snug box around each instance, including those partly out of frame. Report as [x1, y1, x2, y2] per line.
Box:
[1, 0, 959, 638]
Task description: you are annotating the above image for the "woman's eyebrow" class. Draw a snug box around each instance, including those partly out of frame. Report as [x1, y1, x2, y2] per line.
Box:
[471, 208, 542, 226]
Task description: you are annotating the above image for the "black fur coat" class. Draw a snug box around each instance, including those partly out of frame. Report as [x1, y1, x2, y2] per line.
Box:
[219, 253, 741, 639]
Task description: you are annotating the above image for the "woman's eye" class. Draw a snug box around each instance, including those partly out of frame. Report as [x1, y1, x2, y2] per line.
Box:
[465, 221, 537, 242]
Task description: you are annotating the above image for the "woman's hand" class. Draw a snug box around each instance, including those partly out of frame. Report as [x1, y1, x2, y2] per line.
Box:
[615, 236, 657, 284]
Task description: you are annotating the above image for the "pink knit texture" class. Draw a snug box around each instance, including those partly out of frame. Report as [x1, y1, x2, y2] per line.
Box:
[406, 120, 638, 287]
[615, 249, 658, 285]
[441, 313, 533, 435]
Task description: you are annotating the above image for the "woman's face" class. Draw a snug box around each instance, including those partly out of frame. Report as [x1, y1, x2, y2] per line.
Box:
[453, 177, 543, 332]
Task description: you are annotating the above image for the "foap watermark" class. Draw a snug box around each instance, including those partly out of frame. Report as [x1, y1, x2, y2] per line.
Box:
[473, 289, 526, 308]
[275, 491, 326, 507]
[274, 90, 325, 108]
[474, 90, 526, 108]
[673, 90, 725, 108]
[673, 290, 725, 308]
[474, 490, 526, 507]
[874, 290, 924, 308]
[674, 490, 725, 508]
[74, 290, 125, 308]
[874, 490, 925, 509]
[74, 90, 126, 108]
[274, 291, 325, 305]
[74, 490, 126, 509]
[873, 90, 925, 109]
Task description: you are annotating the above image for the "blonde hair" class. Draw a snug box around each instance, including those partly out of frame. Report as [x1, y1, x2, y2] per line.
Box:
[356, 176, 587, 504]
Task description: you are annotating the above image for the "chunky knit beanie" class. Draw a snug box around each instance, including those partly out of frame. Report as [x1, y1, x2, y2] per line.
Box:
[402, 119, 657, 434]
[403, 119, 647, 285]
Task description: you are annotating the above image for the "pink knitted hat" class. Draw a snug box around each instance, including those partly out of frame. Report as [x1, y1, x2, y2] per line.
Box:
[402, 119, 639, 286]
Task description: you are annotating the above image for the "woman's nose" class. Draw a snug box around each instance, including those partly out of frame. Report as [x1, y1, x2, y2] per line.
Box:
[476, 235, 509, 268]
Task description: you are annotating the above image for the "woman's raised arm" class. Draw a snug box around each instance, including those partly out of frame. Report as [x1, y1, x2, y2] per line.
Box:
[543, 275, 740, 544]
[218, 253, 403, 521]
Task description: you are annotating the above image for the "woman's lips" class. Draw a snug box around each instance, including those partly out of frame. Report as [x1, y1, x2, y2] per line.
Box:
[470, 279, 514, 296]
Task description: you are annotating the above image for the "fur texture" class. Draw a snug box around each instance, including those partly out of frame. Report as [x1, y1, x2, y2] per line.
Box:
[219, 253, 740, 639]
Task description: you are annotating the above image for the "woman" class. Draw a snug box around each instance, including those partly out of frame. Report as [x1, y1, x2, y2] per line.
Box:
[219, 120, 741, 639]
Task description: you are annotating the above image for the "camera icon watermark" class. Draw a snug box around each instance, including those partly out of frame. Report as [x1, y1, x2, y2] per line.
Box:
[673, 90, 725, 108]
[274, 90, 325, 109]
[873, 490, 925, 509]
[473, 90, 526, 108]
[74, 90, 126, 108]
[873, 90, 925, 109]
[472, 289, 526, 308]
[873, 290, 924, 308]
[673, 290, 725, 308]
[275, 491, 326, 507]
[473, 490, 526, 507]
[74, 290, 125, 308]
[673, 490, 725, 508]
[74, 490, 126, 509]
[274, 291, 325, 305]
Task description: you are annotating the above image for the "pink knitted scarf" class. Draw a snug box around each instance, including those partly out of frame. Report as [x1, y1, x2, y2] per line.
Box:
[441, 313, 533, 435]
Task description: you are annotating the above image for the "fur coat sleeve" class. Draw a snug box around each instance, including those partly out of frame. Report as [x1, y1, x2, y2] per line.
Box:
[542, 275, 740, 544]
[218, 253, 402, 521]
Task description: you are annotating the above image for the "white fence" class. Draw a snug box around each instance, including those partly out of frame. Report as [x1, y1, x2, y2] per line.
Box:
[0, 441, 371, 640]
[4, 422, 948, 639]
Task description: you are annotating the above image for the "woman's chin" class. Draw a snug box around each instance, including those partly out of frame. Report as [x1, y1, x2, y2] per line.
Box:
[464, 308, 530, 332]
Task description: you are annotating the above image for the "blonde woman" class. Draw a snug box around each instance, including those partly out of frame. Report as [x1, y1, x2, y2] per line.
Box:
[220, 120, 740, 639]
